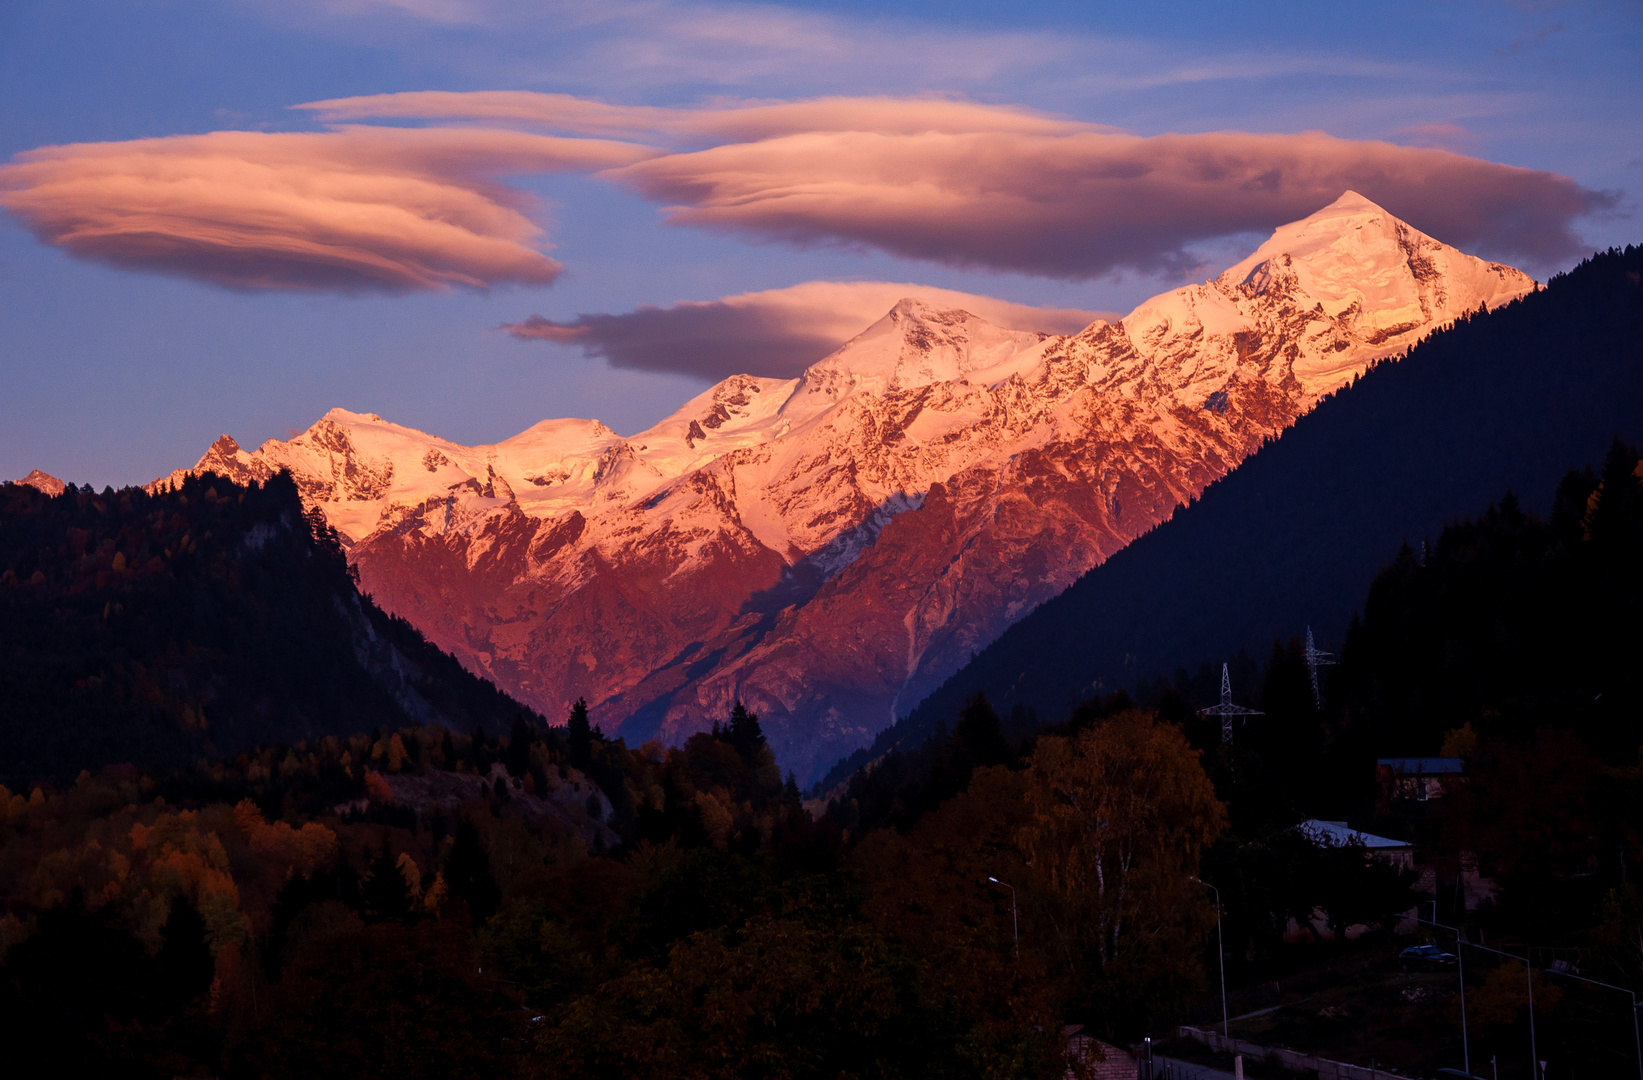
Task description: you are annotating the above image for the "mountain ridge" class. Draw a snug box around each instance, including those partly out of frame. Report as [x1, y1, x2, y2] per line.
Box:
[877, 244, 1642, 777]
[0, 471, 543, 784]
[154, 193, 1534, 780]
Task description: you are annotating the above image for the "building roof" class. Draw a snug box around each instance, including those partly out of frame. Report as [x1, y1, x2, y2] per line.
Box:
[1378, 756, 1464, 775]
[1298, 819, 1411, 850]
[1063, 1027, 1136, 1080]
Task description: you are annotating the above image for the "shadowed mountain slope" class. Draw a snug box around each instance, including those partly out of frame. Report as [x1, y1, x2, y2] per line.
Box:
[839, 246, 1643, 787]
[0, 472, 539, 785]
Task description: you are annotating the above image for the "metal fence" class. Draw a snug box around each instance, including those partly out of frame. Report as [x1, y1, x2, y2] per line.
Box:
[1140, 1059, 1227, 1080]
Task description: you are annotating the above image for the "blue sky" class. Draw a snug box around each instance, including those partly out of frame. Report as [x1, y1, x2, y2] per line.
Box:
[1, 0, 1637, 486]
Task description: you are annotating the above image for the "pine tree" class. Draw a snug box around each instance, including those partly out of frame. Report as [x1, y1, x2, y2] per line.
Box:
[953, 692, 1009, 769]
[566, 697, 592, 771]
[363, 843, 412, 921]
[445, 818, 500, 922]
[725, 701, 765, 765]
[505, 714, 533, 778]
[156, 896, 214, 1007]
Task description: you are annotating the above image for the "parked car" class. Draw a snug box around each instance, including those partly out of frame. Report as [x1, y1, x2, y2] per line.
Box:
[1399, 944, 1459, 971]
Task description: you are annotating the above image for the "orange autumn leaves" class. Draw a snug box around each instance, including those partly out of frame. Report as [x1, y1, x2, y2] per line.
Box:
[232, 799, 338, 878]
[1021, 713, 1225, 967]
[0, 777, 340, 965]
[852, 711, 1226, 1037]
[130, 813, 246, 953]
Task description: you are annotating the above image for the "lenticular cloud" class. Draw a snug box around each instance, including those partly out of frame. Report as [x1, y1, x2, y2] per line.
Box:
[606, 127, 1604, 278]
[0, 91, 1608, 293]
[306, 90, 1608, 278]
[501, 279, 1113, 379]
[0, 126, 650, 292]
[298, 92, 1103, 141]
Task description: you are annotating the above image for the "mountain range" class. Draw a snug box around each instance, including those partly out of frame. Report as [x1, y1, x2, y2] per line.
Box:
[153, 192, 1534, 781]
[872, 242, 1643, 784]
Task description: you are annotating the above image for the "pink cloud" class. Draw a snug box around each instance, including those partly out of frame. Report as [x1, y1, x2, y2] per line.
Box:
[301, 92, 1607, 277]
[3, 92, 1607, 293]
[502, 279, 1113, 379]
[1392, 122, 1479, 153]
[606, 127, 1606, 277]
[297, 91, 685, 139]
[0, 126, 652, 291]
[297, 91, 1098, 142]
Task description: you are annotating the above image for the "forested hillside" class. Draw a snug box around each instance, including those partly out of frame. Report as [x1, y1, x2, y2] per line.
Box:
[0, 471, 538, 785]
[0, 471, 1234, 1075]
[4, 446, 1637, 1077]
[818, 448, 1643, 1074]
[0, 691, 1230, 1077]
[860, 245, 1643, 779]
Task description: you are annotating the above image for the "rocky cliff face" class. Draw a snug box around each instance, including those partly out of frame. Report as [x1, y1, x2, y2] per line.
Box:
[14, 470, 66, 496]
[157, 193, 1533, 781]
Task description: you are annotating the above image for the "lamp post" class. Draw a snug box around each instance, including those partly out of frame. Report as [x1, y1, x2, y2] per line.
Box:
[1194, 878, 1229, 1038]
[1538, 969, 1642, 1080]
[1413, 914, 1543, 1080]
[987, 876, 1018, 959]
[1428, 902, 1471, 1075]
[1526, 953, 1536, 1080]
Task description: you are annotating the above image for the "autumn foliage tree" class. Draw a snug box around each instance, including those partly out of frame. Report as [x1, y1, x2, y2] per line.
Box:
[1020, 710, 1225, 1035]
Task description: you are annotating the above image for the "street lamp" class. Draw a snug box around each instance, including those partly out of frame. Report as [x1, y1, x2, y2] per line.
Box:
[1428, 902, 1471, 1076]
[1193, 878, 1229, 1038]
[1414, 913, 1551, 1080]
[987, 876, 1018, 959]
[1539, 969, 1642, 1080]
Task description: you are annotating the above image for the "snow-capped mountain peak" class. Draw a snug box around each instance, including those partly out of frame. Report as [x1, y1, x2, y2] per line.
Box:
[1221, 190, 1534, 335]
[155, 193, 1537, 781]
[799, 298, 1055, 398]
[1112, 191, 1536, 402]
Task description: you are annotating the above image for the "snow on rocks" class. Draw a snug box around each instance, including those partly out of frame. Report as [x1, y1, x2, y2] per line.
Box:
[156, 193, 1535, 780]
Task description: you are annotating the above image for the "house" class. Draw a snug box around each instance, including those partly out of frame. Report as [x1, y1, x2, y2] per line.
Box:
[1296, 819, 1414, 872]
[1372, 757, 1497, 911]
[1064, 1026, 1138, 1079]
[1288, 820, 1418, 940]
[1377, 756, 1464, 803]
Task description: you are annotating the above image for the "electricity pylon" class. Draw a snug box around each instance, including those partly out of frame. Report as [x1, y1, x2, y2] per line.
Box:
[1197, 663, 1263, 745]
[1303, 626, 1336, 710]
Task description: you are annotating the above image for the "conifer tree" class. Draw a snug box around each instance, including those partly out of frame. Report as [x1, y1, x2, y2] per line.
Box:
[445, 818, 500, 922]
[566, 698, 592, 771]
[156, 896, 214, 1006]
[363, 843, 412, 921]
[724, 701, 765, 764]
[953, 692, 1009, 768]
[505, 714, 533, 778]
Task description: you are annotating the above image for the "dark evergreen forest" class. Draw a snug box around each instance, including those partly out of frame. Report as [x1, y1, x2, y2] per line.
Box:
[0, 471, 538, 785]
